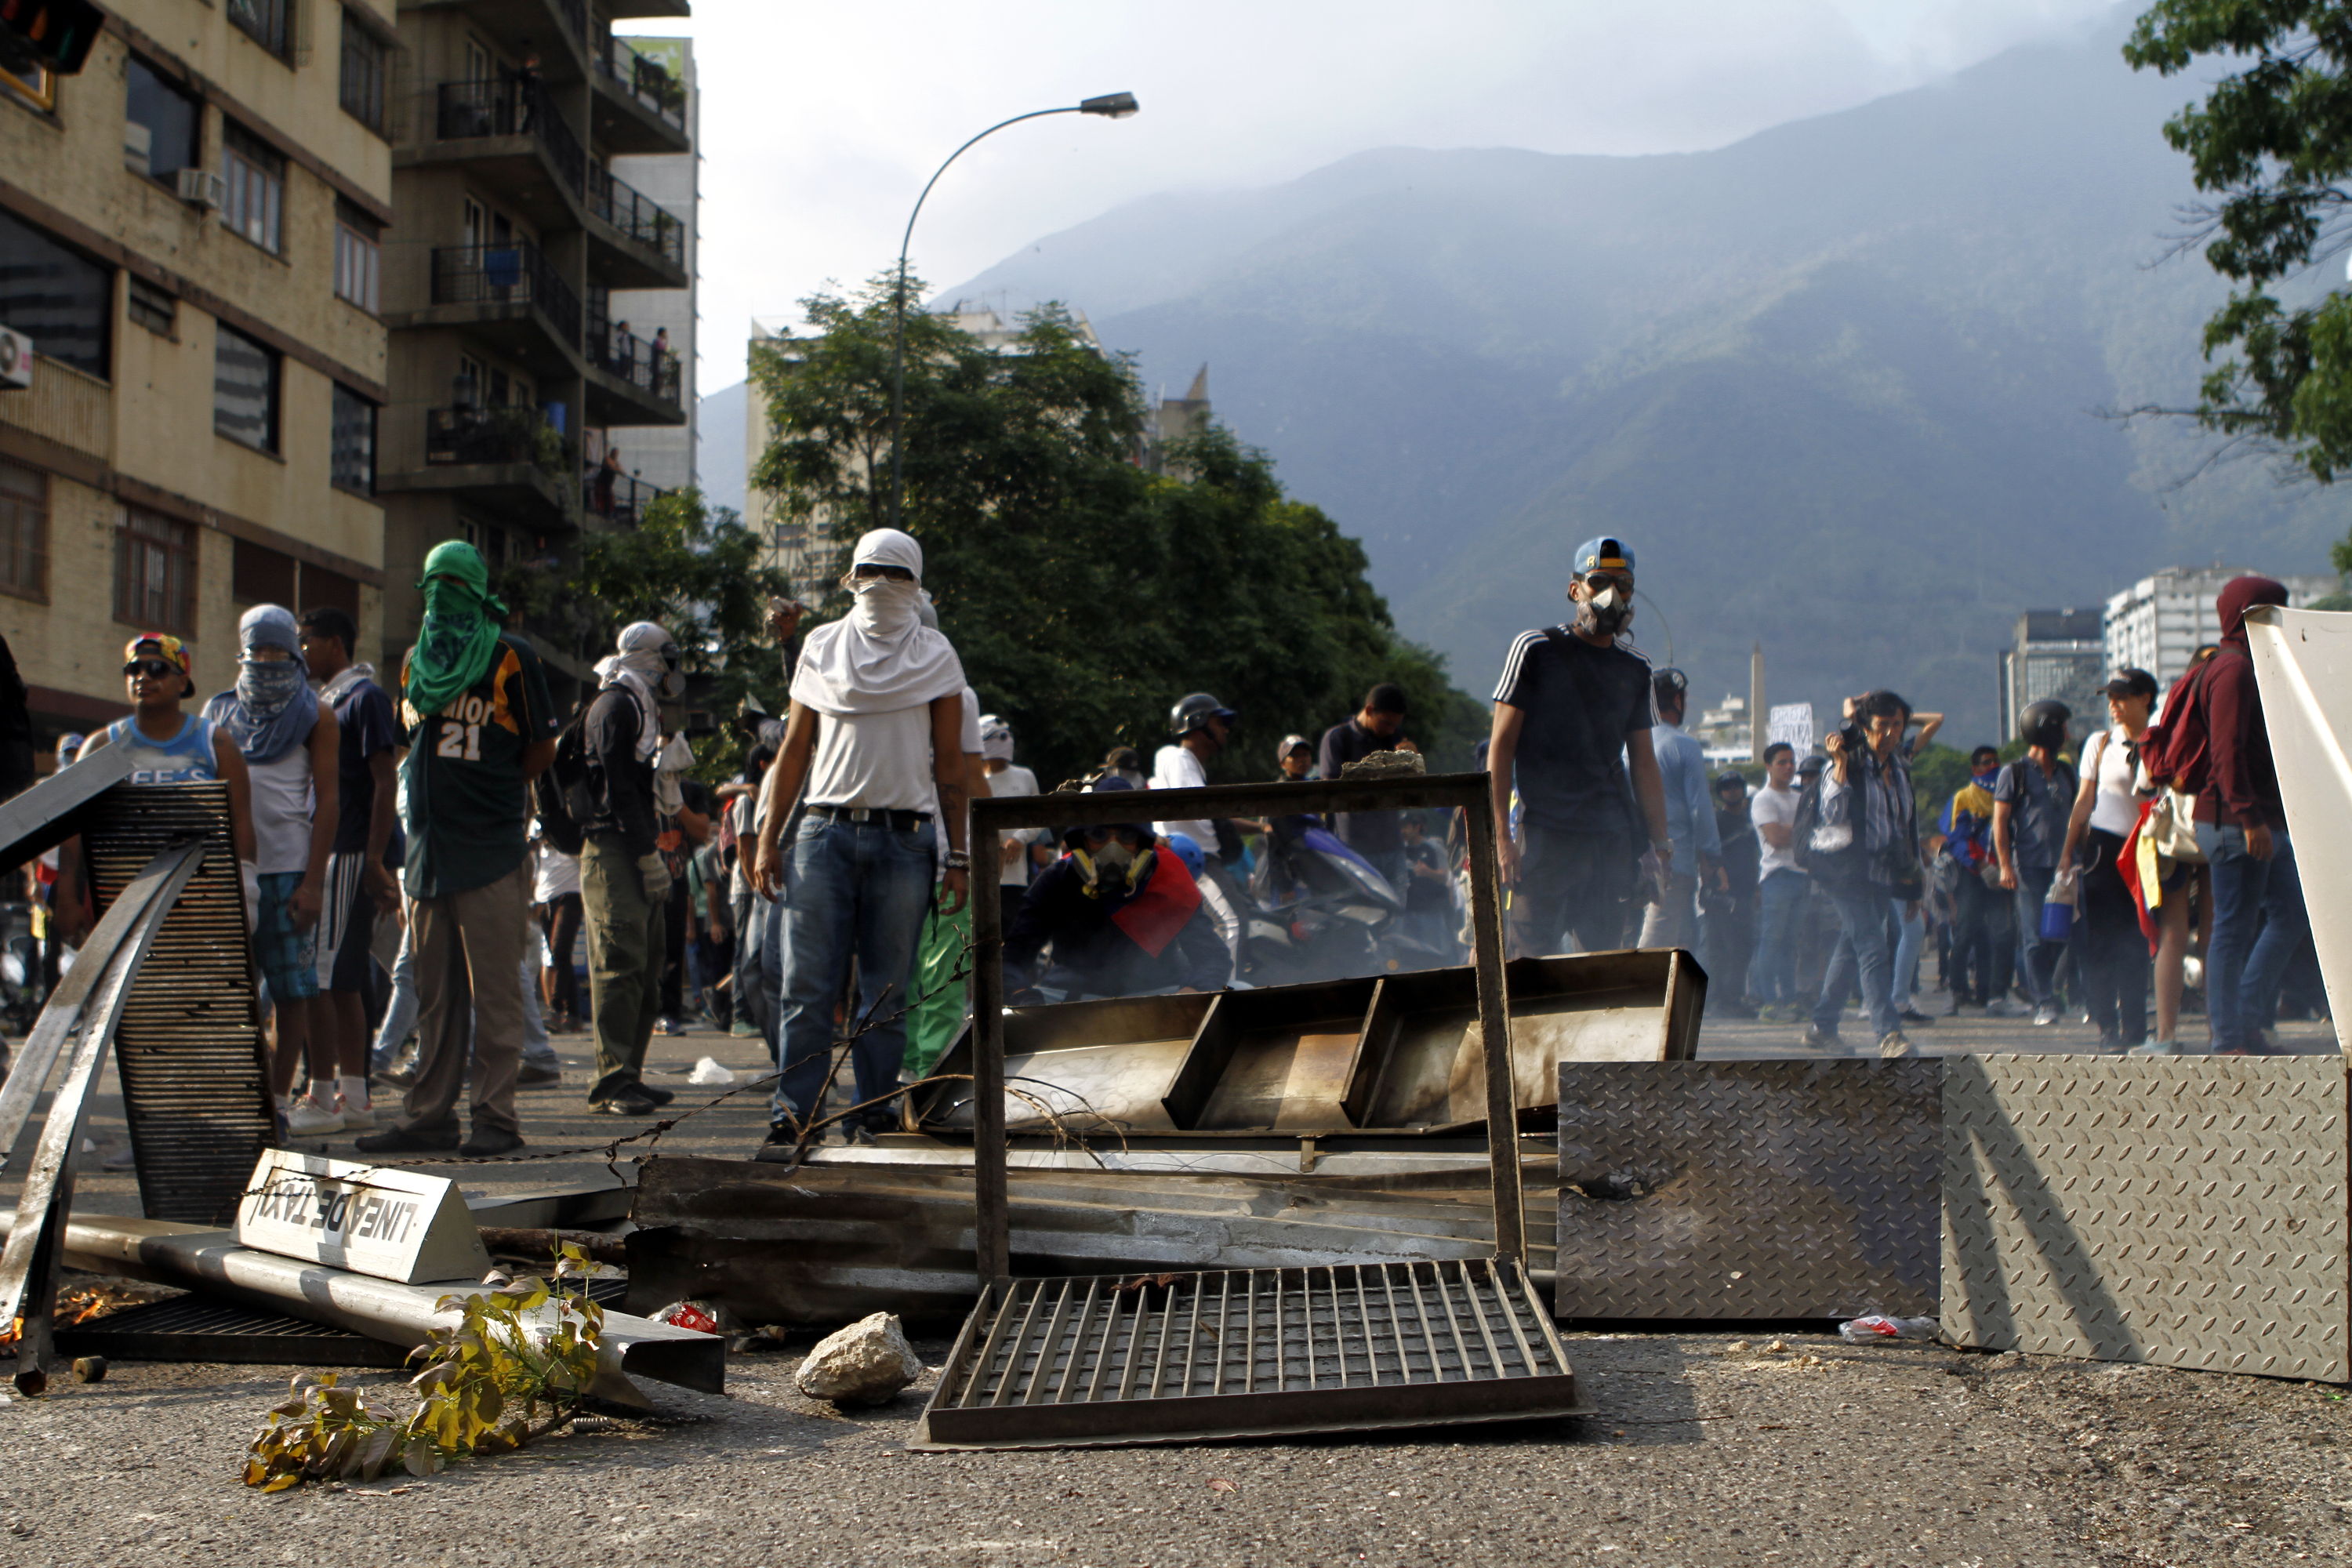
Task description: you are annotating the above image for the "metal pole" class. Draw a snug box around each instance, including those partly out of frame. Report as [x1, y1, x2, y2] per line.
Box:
[1750, 641, 1765, 765]
[890, 107, 1083, 534]
[1461, 790, 1526, 1265]
[971, 798, 1011, 1286]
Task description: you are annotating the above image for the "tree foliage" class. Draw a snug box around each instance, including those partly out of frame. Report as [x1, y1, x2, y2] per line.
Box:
[2126, 1, 2352, 479]
[750, 275, 1485, 789]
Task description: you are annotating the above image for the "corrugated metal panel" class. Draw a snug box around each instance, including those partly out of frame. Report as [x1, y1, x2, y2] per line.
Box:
[82, 783, 274, 1225]
[1554, 1061, 1941, 1320]
[1943, 1054, 2350, 1382]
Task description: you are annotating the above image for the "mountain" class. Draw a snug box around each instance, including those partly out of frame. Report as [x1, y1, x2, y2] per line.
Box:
[948, 18, 2350, 745]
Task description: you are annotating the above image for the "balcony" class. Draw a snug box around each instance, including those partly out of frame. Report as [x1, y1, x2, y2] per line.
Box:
[583, 463, 669, 528]
[591, 34, 690, 154]
[423, 79, 586, 203]
[423, 243, 583, 370]
[375, 405, 579, 525]
[585, 307, 685, 426]
[408, 0, 588, 79]
[587, 167, 688, 289]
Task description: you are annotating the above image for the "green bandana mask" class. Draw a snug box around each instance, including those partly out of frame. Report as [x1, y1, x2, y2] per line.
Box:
[405, 542, 504, 716]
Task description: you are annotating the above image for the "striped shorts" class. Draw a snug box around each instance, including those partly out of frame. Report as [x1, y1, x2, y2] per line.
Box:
[313, 851, 378, 993]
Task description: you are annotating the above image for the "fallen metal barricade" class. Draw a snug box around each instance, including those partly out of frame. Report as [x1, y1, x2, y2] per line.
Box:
[913, 771, 1589, 1446]
[1555, 1060, 1941, 1321]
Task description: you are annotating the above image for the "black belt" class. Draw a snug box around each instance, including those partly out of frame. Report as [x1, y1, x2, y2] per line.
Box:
[806, 804, 932, 831]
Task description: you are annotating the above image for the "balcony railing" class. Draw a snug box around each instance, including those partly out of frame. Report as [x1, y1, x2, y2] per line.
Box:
[595, 34, 686, 130]
[434, 79, 586, 196]
[426, 405, 573, 476]
[553, 0, 586, 45]
[583, 464, 668, 527]
[590, 169, 685, 268]
[586, 307, 683, 409]
[431, 243, 582, 349]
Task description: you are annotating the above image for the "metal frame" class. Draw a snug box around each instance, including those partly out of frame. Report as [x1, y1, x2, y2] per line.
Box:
[967, 771, 1522, 1283]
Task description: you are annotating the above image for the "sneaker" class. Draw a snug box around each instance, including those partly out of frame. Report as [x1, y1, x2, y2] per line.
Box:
[1877, 1029, 1916, 1058]
[339, 1099, 381, 1131]
[753, 1122, 804, 1164]
[2128, 1040, 2179, 1056]
[457, 1126, 525, 1159]
[354, 1123, 462, 1154]
[1802, 1024, 1841, 1049]
[591, 1087, 663, 1116]
[374, 1052, 419, 1090]
[2032, 1004, 2060, 1027]
[729, 1020, 759, 1039]
[1984, 997, 2025, 1018]
[285, 1094, 345, 1138]
[517, 1062, 563, 1088]
[637, 1081, 676, 1107]
[1898, 1008, 1936, 1026]
[655, 1017, 684, 1036]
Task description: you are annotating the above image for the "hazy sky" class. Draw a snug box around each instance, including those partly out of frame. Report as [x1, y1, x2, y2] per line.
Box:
[658, 1, 2131, 394]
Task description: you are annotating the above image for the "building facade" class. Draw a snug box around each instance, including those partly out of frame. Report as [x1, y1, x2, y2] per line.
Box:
[377, 0, 690, 695]
[2103, 565, 2338, 695]
[1, 1, 394, 738]
[1999, 608, 2104, 746]
[593, 33, 694, 497]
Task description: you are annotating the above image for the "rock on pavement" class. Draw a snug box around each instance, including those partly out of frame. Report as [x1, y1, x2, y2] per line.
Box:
[795, 1312, 924, 1405]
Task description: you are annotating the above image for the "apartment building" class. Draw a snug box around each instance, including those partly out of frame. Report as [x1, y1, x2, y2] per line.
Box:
[1998, 608, 2103, 746]
[596, 33, 695, 497]
[2103, 564, 2338, 694]
[378, 0, 690, 694]
[0, 1, 394, 735]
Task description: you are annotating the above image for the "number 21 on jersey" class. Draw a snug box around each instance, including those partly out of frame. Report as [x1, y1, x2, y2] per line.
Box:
[435, 718, 483, 760]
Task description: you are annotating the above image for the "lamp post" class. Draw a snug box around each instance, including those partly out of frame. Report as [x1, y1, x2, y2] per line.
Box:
[888, 92, 1138, 532]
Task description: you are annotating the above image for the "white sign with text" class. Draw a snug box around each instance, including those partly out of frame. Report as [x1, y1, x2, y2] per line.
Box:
[236, 1149, 491, 1284]
[1767, 702, 1815, 754]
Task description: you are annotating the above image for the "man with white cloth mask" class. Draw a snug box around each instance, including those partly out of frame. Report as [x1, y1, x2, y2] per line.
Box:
[579, 619, 688, 1116]
[753, 528, 971, 1156]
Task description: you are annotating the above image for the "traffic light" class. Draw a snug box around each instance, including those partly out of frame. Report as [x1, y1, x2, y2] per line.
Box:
[0, 0, 106, 78]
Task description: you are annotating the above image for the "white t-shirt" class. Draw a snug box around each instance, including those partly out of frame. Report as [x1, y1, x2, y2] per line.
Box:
[804, 692, 981, 815]
[533, 840, 580, 902]
[1750, 782, 1802, 880]
[2089, 727, 2140, 837]
[1150, 742, 1215, 849]
[987, 763, 1042, 886]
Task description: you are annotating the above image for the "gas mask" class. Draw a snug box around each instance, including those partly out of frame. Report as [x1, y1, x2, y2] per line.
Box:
[1079, 838, 1139, 898]
[1574, 579, 1634, 637]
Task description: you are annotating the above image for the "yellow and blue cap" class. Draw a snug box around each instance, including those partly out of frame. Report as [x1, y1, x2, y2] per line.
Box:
[1572, 537, 1635, 577]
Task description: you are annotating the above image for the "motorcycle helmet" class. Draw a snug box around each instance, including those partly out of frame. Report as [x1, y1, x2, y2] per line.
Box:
[1652, 667, 1689, 710]
[1163, 832, 1207, 880]
[1711, 768, 1747, 797]
[1168, 691, 1236, 739]
[2020, 699, 2071, 750]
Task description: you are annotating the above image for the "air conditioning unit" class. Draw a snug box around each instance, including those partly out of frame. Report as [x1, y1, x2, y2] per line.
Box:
[175, 168, 225, 210]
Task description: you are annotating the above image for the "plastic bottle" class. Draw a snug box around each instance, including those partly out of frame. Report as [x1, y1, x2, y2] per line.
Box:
[1837, 1314, 1940, 1343]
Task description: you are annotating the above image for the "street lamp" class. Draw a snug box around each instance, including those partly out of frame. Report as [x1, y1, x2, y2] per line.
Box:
[888, 93, 1140, 532]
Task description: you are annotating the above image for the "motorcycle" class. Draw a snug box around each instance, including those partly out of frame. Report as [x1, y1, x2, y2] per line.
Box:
[1232, 823, 1450, 985]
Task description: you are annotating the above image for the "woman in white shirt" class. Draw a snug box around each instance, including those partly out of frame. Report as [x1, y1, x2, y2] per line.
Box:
[2059, 668, 2159, 1051]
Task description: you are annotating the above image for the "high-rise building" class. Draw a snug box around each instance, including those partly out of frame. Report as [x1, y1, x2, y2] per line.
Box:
[376, 0, 691, 698]
[597, 34, 695, 497]
[1998, 609, 2103, 745]
[1, 1, 394, 735]
[2103, 565, 2337, 694]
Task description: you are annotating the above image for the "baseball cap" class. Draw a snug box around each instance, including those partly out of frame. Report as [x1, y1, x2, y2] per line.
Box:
[1572, 537, 1635, 578]
[2101, 667, 2158, 701]
[123, 632, 193, 685]
[1276, 733, 1312, 764]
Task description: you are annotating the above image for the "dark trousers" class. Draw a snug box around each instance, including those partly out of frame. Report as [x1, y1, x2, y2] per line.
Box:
[1701, 893, 1755, 1005]
[583, 835, 666, 1103]
[1949, 871, 2013, 1003]
[538, 891, 582, 1021]
[2078, 826, 2149, 1044]
[660, 875, 689, 1018]
[1508, 825, 1635, 958]
[2012, 866, 2064, 1006]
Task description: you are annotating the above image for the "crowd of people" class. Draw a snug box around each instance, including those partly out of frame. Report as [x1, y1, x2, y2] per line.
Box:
[1, 530, 2326, 1167]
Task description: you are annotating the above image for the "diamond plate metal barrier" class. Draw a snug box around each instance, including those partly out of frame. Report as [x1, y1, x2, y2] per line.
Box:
[1554, 1061, 1941, 1320]
[1943, 1055, 2350, 1382]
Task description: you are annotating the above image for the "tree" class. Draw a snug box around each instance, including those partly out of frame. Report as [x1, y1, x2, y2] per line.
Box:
[750, 277, 1486, 789]
[2126, 2, 2352, 479]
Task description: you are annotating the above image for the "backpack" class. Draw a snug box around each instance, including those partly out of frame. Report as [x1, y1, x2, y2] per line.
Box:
[531, 697, 602, 857]
[1791, 764, 1867, 884]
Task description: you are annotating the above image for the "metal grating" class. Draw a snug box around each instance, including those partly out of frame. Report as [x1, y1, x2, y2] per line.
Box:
[1555, 1061, 1941, 1320]
[81, 782, 274, 1225]
[1943, 1054, 2350, 1382]
[912, 1259, 1586, 1450]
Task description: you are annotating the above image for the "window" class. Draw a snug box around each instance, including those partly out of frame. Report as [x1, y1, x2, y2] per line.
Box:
[127, 275, 176, 337]
[227, 0, 292, 60]
[331, 383, 376, 495]
[0, 458, 47, 602]
[332, 201, 380, 312]
[0, 205, 110, 379]
[2, 56, 54, 113]
[214, 324, 280, 452]
[304, 564, 361, 623]
[222, 123, 285, 253]
[232, 537, 297, 607]
[339, 9, 388, 133]
[123, 56, 200, 183]
[114, 505, 197, 631]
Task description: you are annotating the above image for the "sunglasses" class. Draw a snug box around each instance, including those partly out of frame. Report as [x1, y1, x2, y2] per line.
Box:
[1582, 572, 1634, 595]
[124, 658, 180, 681]
[850, 564, 916, 582]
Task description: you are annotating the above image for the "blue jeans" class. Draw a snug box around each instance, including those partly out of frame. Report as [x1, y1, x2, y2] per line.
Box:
[2011, 865, 2062, 1006]
[770, 815, 938, 1127]
[1891, 897, 1924, 1007]
[1812, 881, 1900, 1041]
[2195, 822, 2310, 1052]
[1751, 869, 1809, 1004]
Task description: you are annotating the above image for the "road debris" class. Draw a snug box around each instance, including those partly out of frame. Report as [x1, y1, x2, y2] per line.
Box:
[795, 1312, 923, 1406]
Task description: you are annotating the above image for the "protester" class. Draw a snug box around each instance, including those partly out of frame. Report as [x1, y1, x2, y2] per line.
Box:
[2060, 668, 2158, 1050]
[579, 622, 685, 1116]
[753, 528, 971, 1156]
[1705, 768, 1759, 1015]
[297, 607, 399, 1130]
[1940, 746, 2015, 1015]
[1396, 811, 1460, 962]
[1487, 537, 1668, 956]
[1006, 779, 1229, 1000]
[1276, 735, 1316, 781]
[652, 732, 712, 1036]
[1102, 746, 1145, 787]
[1152, 692, 1256, 961]
[1993, 699, 2080, 1028]
[1635, 668, 1721, 951]
[981, 713, 1045, 929]
[722, 743, 775, 1040]
[1746, 742, 1806, 1019]
[532, 823, 583, 1033]
[1318, 684, 1415, 892]
[1802, 690, 1922, 1057]
[2147, 576, 2309, 1054]
[356, 541, 558, 1158]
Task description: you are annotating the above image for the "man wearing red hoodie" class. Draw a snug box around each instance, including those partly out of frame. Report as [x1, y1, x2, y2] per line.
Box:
[2180, 576, 2309, 1054]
